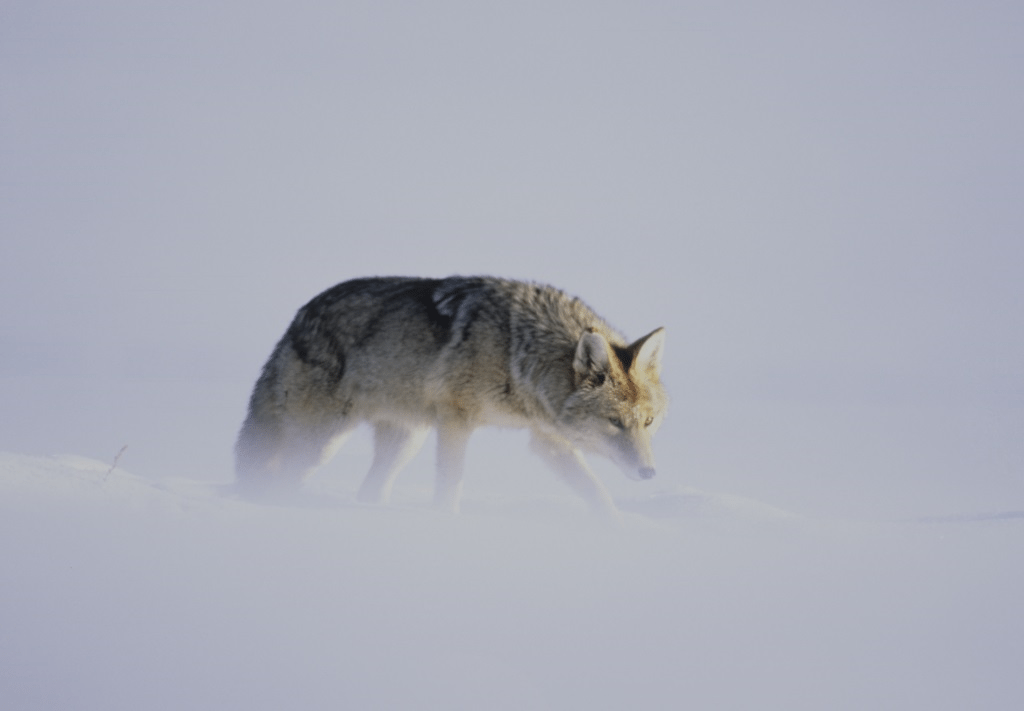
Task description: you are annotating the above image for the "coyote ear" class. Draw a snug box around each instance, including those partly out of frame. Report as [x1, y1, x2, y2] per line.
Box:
[574, 330, 611, 379]
[630, 327, 665, 376]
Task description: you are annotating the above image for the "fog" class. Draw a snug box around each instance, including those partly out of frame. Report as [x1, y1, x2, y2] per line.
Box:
[2, 2, 1023, 707]
[3, 1, 1022, 519]
[4, 452, 1022, 710]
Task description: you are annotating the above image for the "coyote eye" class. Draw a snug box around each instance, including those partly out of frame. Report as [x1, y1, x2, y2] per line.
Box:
[609, 417, 625, 429]
[644, 416, 654, 428]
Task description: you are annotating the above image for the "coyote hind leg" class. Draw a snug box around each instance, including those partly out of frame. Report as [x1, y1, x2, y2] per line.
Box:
[357, 421, 429, 504]
[236, 416, 354, 497]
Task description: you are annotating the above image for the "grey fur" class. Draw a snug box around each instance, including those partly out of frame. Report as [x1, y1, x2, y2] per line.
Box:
[235, 276, 667, 515]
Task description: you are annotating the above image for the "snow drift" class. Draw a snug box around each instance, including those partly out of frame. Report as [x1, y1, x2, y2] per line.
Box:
[2, 452, 1021, 710]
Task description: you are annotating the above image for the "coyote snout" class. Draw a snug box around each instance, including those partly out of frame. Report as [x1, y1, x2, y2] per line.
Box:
[235, 276, 668, 517]
[615, 442, 658, 481]
[605, 428, 658, 482]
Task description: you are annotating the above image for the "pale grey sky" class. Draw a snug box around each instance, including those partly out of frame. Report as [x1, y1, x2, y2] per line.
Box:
[2, 1, 1021, 517]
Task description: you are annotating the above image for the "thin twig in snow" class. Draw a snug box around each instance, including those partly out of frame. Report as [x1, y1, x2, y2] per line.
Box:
[105, 445, 128, 479]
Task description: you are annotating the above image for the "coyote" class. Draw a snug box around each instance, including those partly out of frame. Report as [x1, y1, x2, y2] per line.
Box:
[235, 276, 667, 515]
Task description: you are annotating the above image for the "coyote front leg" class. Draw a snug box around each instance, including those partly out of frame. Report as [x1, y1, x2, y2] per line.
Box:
[530, 431, 619, 518]
[435, 416, 472, 513]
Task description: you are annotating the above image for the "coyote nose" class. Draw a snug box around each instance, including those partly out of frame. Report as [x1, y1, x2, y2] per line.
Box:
[638, 467, 656, 480]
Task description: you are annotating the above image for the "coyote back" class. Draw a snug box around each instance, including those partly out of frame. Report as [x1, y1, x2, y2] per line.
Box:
[235, 276, 667, 515]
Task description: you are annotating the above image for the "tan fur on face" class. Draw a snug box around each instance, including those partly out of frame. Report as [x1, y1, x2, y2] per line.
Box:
[236, 276, 667, 516]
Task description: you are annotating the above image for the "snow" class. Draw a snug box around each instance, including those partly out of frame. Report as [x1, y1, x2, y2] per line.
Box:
[3, 451, 1021, 710]
[3, 1, 1023, 708]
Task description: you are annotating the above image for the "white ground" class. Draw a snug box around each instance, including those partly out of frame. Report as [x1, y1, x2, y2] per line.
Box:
[3, 4, 1023, 708]
[2, 451, 1021, 711]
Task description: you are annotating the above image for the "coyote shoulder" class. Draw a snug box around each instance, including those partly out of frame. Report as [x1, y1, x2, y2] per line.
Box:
[235, 276, 667, 515]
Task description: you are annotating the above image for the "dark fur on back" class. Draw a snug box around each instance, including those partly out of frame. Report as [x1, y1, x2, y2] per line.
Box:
[235, 276, 665, 512]
[273, 276, 626, 401]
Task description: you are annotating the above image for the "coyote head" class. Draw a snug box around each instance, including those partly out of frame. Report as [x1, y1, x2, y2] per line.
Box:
[559, 327, 668, 481]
